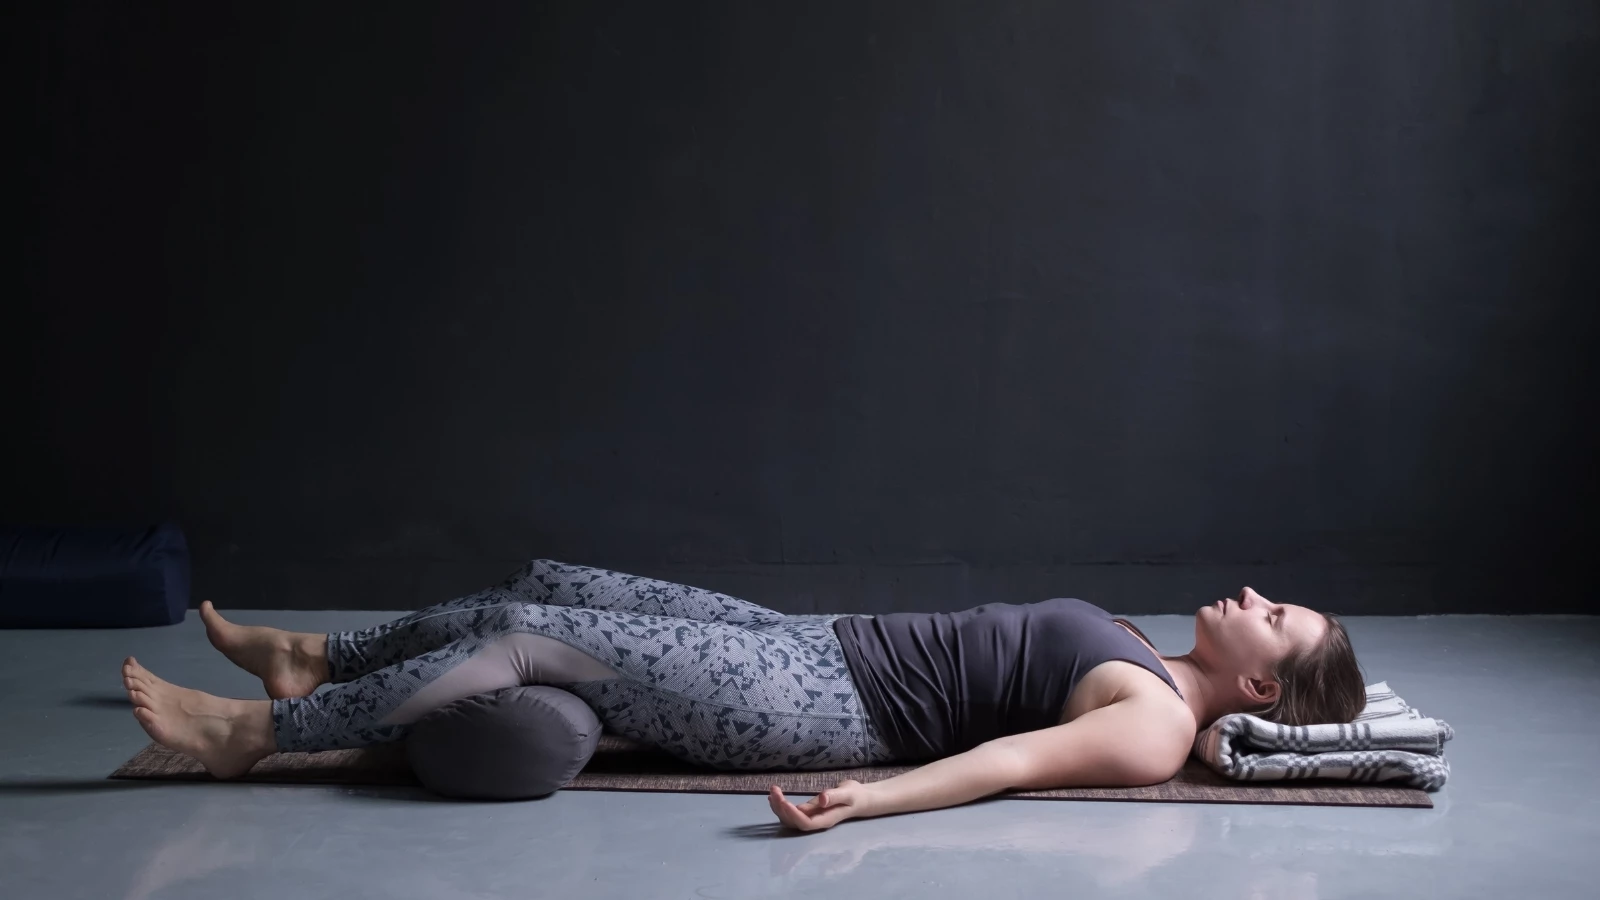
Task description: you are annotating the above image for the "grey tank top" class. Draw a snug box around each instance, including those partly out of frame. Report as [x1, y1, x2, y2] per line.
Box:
[831, 597, 1183, 762]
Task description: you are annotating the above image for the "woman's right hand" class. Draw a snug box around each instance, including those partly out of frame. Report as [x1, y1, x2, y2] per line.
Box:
[767, 779, 870, 832]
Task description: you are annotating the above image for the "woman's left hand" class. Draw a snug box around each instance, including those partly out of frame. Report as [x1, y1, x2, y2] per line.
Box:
[768, 780, 869, 832]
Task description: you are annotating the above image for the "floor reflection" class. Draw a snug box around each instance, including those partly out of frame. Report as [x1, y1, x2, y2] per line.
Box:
[765, 797, 1449, 896]
[767, 802, 1200, 886]
[116, 785, 1447, 900]
[120, 795, 266, 900]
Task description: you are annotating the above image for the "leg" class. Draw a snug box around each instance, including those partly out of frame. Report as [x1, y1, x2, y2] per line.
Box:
[273, 603, 895, 771]
[202, 558, 798, 697]
[324, 559, 791, 683]
[275, 601, 627, 751]
[120, 623, 616, 780]
[322, 583, 527, 684]
[197, 580, 523, 698]
[502, 558, 791, 625]
[561, 612, 898, 771]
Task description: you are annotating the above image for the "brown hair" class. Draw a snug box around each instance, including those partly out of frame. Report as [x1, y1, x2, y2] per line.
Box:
[1252, 613, 1365, 726]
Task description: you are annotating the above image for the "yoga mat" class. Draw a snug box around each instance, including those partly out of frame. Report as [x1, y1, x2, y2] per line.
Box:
[109, 734, 1432, 808]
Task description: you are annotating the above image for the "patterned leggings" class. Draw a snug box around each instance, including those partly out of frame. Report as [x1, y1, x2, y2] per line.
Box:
[270, 559, 897, 772]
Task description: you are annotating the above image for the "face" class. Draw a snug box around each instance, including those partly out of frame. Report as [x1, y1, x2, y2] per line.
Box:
[1195, 586, 1327, 706]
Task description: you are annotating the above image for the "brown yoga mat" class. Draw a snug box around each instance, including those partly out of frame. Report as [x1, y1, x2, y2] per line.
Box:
[110, 734, 1432, 808]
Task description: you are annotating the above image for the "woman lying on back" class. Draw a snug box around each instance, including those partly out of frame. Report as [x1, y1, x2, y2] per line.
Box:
[119, 559, 1364, 831]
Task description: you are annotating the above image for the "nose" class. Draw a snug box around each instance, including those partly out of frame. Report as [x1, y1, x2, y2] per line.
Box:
[1237, 587, 1276, 614]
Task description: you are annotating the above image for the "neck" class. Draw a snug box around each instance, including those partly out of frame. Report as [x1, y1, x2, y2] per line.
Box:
[1156, 651, 1237, 730]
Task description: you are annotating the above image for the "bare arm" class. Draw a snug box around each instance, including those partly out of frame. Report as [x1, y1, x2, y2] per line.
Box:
[770, 695, 1193, 829]
[986, 696, 1193, 791]
[854, 742, 1023, 818]
[768, 741, 1024, 831]
[861, 697, 1190, 816]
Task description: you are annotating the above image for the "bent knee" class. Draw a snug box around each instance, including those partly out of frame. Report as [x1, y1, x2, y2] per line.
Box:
[499, 632, 621, 684]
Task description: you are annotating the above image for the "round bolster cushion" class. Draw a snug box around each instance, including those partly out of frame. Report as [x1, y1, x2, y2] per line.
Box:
[0, 522, 190, 628]
[406, 685, 602, 800]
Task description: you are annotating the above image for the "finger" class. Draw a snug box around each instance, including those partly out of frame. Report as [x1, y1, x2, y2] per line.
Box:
[813, 805, 851, 828]
[771, 794, 803, 827]
[775, 801, 809, 831]
[784, 807, 811, 830]
[768, 788, 801, 827]
[779, 793, 844, 832]
[809, 790, 848, 811]
[770, 792, 818, 831]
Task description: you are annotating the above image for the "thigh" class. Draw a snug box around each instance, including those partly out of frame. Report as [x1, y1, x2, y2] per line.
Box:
[508, 607, 879, 770]
[498, 558, 791, 628]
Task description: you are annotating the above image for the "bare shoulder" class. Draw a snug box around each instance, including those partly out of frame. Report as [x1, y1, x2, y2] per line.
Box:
[1061, 660, 1195, 741]
[1000, 663, 1196, 790]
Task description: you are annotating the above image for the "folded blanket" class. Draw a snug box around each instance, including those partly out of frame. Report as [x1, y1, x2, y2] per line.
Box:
[1192, 681, 1454, 791]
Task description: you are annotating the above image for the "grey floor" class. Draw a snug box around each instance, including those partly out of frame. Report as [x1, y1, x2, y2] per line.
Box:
[1, 610, 1595, 900]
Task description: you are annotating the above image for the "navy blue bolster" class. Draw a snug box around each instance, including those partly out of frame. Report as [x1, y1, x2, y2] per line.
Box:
[0, 523, 190, 628]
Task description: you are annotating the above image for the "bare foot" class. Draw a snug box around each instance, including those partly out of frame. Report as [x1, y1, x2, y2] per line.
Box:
[122, 656, 276, 779]
[199, 600, 329, 699]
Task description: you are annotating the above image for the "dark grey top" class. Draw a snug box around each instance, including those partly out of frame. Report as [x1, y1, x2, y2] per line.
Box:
[832, 597, 1184, 762]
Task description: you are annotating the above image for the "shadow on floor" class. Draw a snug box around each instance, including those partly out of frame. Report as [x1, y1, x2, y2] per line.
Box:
[61, 694, 134, 709]
[0, 778, 168, 795]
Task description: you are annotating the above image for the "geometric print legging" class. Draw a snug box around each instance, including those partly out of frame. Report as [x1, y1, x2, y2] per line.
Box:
[270, 559, 898, 772]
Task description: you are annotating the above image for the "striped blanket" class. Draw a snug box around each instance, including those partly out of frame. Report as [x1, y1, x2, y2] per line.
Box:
[1192, 682, 1453, 790]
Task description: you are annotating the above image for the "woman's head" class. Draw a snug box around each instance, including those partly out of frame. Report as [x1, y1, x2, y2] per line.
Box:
[1192, 587, 1364, 725]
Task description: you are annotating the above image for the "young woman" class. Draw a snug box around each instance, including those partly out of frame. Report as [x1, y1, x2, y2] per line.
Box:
[120, 559, 1364, 832]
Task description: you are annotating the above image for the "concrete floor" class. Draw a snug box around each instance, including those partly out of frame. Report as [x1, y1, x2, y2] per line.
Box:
[1, 610, 1595, 900]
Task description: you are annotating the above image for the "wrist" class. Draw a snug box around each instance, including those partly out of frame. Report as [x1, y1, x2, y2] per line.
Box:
[854, 780, 887, 819]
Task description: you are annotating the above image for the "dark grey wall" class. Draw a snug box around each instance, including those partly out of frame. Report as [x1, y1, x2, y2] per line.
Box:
[9, 2, 1598, 614]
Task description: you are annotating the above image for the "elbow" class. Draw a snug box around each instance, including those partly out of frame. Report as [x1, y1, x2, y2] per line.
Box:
[1109, 742, 1187, 787]
[977, 742, 1036, 794]
[989, 741, 1184, 792]
[1120, 757, 1184, 787]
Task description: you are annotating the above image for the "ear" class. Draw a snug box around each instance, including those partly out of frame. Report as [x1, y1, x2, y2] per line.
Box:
[1237, 673, 1280, 707]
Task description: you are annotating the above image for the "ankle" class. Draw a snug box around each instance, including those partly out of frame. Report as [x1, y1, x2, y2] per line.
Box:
[239, 699, 278, 755]
[297, 634, 331, 682]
